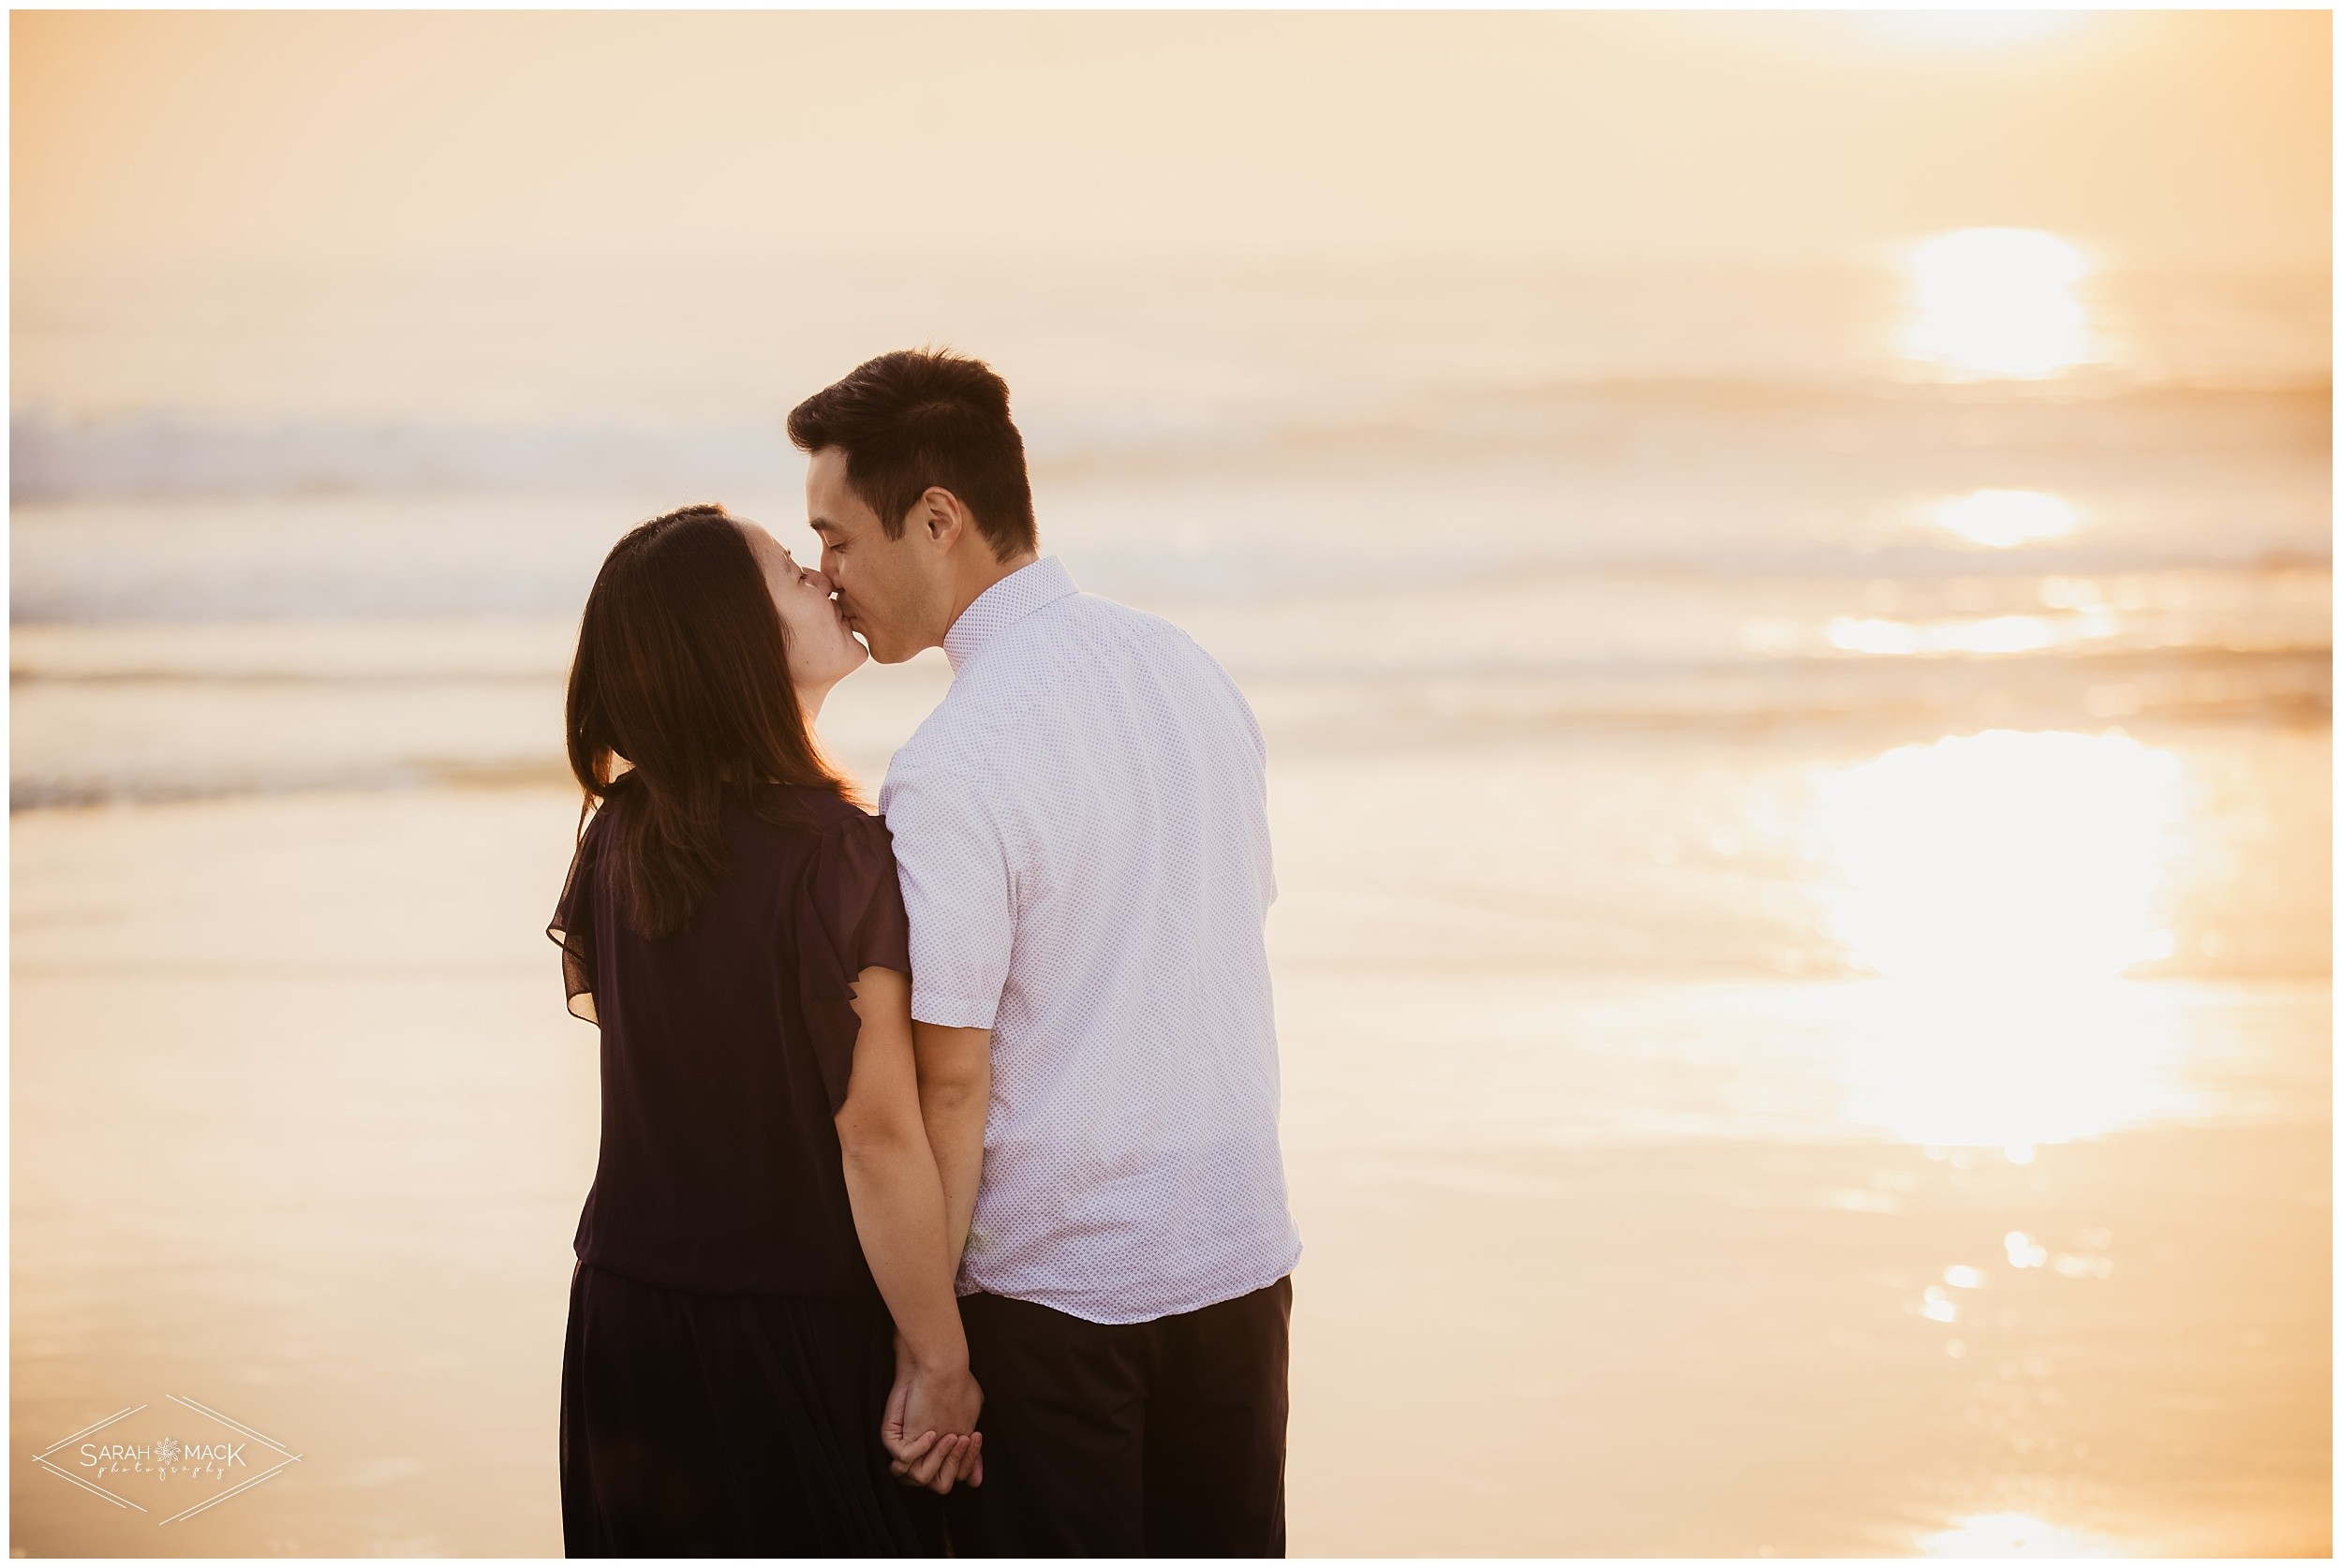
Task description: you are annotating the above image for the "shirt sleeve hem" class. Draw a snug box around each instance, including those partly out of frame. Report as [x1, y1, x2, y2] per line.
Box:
[910, 996, 1001, 1029]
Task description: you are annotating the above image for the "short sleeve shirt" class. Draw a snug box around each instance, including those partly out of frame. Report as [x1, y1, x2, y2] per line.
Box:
[550, 785, 910, 1297]
[879, 557, 1301, 1324]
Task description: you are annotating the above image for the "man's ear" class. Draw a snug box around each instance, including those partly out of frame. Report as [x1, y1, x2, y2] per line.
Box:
[918, 487, 971, 550]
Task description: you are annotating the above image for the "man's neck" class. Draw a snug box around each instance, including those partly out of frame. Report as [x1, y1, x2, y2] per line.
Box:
[941, 549, 1041, 640]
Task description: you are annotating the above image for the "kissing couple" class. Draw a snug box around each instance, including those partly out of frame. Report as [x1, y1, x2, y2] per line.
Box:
[548, 350, 1302, 1556]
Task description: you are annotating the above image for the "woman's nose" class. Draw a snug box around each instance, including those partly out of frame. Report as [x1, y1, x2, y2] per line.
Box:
[806, 568, 836, 595]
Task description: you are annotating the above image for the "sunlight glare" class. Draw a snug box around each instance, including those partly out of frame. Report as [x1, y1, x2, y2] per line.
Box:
[1815, 732, 2200, 1150]
[1817, 730, 2183, 981]
[1934, 489, 2081, 548]
[1921, 1512, 2123, 1558]
[1831, 979, 2198, 1148]
[1823, 613, 2119, 657]
[1901, 229, 2094, 379]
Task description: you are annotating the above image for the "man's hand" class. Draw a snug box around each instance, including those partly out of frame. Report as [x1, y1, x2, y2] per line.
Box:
[882, 1335, 985, 1494]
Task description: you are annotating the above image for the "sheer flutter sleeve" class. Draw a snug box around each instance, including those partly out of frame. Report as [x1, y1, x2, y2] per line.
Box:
[547, 811, 605, 1025]
[796, 810, 912, 1115]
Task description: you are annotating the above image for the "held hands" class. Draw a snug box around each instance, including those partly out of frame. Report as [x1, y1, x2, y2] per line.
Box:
[882, 1334, 984, 1494]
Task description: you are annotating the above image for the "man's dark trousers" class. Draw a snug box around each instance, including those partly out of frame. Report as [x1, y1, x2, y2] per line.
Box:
[943, 1275, 1292, 1557]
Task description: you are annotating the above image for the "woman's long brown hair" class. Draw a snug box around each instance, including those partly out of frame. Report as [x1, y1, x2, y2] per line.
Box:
[565, 503, 855, 939]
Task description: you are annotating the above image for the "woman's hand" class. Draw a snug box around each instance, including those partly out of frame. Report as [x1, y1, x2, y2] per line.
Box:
[882, 1341, 984, 1493]
[836, 969, 985, 1495]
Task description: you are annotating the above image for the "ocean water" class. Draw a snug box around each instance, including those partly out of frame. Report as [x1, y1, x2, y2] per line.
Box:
[11, 255, 2330, 1554]
[11, 259, 2329, 803]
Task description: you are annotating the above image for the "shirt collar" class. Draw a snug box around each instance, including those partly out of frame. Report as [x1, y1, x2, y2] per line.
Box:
[941, 555, 1078, 673]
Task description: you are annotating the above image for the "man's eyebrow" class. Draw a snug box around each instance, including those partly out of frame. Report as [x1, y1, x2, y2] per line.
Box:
[807, 517, 839, 536]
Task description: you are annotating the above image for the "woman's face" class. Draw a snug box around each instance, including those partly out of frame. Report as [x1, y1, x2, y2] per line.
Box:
[737, 521, 868, 698]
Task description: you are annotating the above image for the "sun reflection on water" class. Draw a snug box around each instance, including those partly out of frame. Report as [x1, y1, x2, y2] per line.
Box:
[1830, 979, 2198, 1149]
[1934, 489, 2081, 548]
[1901, 229, 2095, 379]
[1922, 1512, 2124, 1557]
[1814, 731, 2201, 1149]
[1818, 731, 2184, 982]
[1824, 613, 2117, 657]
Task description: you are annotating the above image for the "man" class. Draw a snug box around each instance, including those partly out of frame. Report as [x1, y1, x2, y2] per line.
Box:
[789, 349, 1301, 1556]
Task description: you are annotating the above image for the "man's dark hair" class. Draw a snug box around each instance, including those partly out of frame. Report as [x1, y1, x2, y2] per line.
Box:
[786, 349, 1037, 563]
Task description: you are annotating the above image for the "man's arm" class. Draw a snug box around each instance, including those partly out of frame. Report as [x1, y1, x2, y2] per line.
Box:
[912, 1021, 991, 1268]
[882, 760, 1010, 1267]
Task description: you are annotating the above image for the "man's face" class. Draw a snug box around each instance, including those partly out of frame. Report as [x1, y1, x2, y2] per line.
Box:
[805, 448, 950, 664]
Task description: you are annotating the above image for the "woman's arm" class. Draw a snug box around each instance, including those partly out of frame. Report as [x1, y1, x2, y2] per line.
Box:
[834, 965, 983, 1491]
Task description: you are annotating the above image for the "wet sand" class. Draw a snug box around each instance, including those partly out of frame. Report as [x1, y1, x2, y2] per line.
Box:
[1284, 1119, 2327, 1555]
[10, 767, 2328, 1556]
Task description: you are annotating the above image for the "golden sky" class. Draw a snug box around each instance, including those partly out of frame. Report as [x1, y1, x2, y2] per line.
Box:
[12, 10, 2331, 274]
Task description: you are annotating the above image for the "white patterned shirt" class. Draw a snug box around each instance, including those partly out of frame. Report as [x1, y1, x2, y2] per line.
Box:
[877, 555, 1301, 1324]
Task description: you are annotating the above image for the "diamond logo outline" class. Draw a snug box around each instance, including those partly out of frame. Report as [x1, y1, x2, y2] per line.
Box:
[30, 1396, 304, 1526]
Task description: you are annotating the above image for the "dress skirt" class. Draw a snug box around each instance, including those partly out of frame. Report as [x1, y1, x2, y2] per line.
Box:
[560, 1263, 942, 1557]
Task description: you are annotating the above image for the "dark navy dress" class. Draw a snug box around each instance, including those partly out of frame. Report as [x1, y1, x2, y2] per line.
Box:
[549, 784, 937, 1557]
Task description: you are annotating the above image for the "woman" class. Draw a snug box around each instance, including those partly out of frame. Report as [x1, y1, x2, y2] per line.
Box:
[550, 503, 980, 1555]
